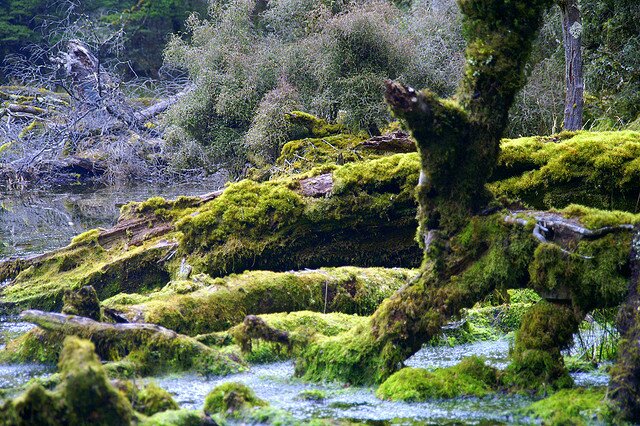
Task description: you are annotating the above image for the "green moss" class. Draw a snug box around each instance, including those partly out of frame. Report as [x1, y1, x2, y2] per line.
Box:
[61, 285, 102, 320]
[0, 237, 173, 312]
[0, 320, 246, 377]
[504, 301, 578, 392]
[430, 302, 533, 347]
[490, 131, 640, 211]
[176, 153, 421, 276]
[529, 234, 631, 313]
[376, 357, 499, 401]
[285, 111, 346, 138]
[275, 133, 373, 176]
[135, 382, 180, 416]
[229, 311, 367, 363]
[296, 214, 538, 385]
[520, 388, 608, 425]
[103, 267, 411, 336]
[140, 409, 210, 426]
[203, 382, 267, 416]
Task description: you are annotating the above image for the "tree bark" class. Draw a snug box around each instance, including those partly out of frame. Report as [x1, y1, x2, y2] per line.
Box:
[559, 0, 584, 130]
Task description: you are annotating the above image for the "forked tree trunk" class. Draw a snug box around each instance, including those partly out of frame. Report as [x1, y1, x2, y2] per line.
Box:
[559, 0, 584, 130]
[292, 0, 556, 385]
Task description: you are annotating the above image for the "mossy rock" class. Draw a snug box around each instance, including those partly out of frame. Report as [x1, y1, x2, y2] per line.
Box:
[376, 356, 499, 401]
[139, 409, 211, 426]
[135, 382, 180, 416]
[203, 382, 267, 416]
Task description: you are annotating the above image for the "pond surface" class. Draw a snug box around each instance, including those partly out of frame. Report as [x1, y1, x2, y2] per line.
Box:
[0, 178, 226, 258]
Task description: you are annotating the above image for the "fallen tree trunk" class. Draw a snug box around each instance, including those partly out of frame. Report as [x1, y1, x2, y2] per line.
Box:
[102, 266, 415, 336]
[0, 155, 422, 313]
[4, 310, 245, 376]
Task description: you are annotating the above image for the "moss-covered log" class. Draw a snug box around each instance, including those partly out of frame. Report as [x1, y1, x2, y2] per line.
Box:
[2, 310, 245, 376]
[102, 267, 413, 336]
[0, 155, 422, 313]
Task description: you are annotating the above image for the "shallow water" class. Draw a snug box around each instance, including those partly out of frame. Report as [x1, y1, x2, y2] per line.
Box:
[147, 337, 607, 424]
[0, 178, 226, 258]
[0, 317, 53, 391]
[151, 361, 535, 425]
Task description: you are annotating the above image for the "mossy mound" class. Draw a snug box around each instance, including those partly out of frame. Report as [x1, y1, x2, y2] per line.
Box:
[103, 267, 406, 336]
[203, 382, 267, 417]
[228, 311, 367, 363]
[491, 130, 640, 211]
[505, 302, 579, 392]
[276, 133, 375, 176]
[0, 336, 134, 425]
[520, 387, 609, 425]
[376, 357, 499, 401]
[177, 152, 422, 276]
[135, 382, 180, 417]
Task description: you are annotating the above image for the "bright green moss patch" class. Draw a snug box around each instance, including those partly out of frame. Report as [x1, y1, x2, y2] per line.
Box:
[0, 237, 174, 312]
[520, 388, 608, 425]
[559, 204, 640, 229]
[203, 382, 267, 416]
[103, 267, 412, 336]
[490, 130, 640, 211]
[229, 311, 367, 363]
[176, 153, 421, 276]
[276, 133, 370, 176]
[376, 357, 499, 401]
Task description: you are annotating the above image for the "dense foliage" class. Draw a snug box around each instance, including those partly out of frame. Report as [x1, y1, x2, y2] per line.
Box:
[0, 0, 208, 78]
[162, 0, 465, 173]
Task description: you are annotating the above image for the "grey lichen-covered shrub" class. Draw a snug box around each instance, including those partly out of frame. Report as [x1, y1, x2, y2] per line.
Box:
[162, 0, 466, 172]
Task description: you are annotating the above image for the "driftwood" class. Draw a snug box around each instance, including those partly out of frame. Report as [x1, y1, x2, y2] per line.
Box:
[21, 309, 180, 339]
[359, 130, 416, 153]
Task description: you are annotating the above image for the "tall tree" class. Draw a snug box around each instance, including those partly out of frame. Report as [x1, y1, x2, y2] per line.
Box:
[559, 0, 584, 130]
[291, 0, 556, 385]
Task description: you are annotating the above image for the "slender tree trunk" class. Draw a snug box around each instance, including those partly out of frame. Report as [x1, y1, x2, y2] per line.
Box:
[559, 0, 584, 130]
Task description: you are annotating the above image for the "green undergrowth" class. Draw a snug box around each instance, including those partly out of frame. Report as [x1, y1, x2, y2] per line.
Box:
[520, 387, 609, 425]
[376, 356, 500, 401]
[103, 267, 412, 336]
[429, 300, 535, 347]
